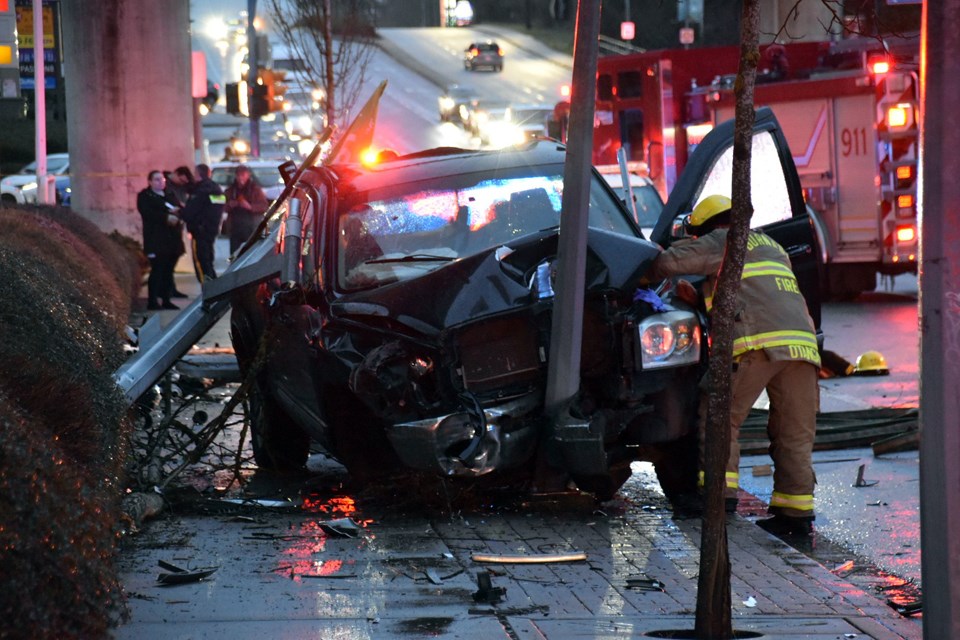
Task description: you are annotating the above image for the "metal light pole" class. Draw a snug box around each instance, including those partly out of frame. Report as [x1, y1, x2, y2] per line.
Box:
[918, 0, 960, 636]
[543, 0, 600, 414]
[247, 0, 260, 158]
[32, 0, 47, 204]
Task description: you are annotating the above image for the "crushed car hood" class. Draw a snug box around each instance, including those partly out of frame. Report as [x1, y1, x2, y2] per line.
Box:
[330, 228, 662, 336]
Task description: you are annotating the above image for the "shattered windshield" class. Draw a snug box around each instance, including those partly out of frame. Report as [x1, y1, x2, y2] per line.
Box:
[337, 166, 637, 291]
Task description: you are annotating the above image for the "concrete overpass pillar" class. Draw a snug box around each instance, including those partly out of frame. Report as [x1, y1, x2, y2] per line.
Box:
[61, 0, 194, 238]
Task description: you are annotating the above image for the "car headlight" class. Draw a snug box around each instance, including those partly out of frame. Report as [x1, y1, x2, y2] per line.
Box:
[439, 97, 455, 111]
[635, 310, 701, 369]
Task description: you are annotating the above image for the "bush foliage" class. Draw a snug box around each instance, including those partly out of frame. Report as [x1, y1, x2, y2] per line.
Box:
[0, 204, 143, 638]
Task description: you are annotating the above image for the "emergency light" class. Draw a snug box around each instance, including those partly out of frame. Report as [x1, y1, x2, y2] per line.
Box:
[896, 225, 916, 243]
[870, 58, 891, 75]
[886, 104, 912, 129]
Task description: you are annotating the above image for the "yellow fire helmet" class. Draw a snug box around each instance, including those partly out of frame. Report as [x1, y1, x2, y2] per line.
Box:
[854, 350, 890, 376]
[690, 194, 733, 227]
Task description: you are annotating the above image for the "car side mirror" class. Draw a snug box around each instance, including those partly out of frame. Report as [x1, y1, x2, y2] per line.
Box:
[671, 213, 693, 240]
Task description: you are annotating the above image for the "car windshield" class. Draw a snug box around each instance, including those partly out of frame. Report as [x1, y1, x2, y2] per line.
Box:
[22, 156, 69, 175]
[337, 165, 637, 290]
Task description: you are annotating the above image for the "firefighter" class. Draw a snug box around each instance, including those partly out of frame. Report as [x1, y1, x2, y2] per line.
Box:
[648, 194, 820, 536]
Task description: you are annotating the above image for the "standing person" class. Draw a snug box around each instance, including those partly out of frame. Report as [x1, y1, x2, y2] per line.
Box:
[648, 194, 821, 536]
[163, 166, 193, 298]
[136, 170, 183, 310]
[224, 165, 269, 254]
[166, 165, 194, 207]
[179, 163, 226, 282]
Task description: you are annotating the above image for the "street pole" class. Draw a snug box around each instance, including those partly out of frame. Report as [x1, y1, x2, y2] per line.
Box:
[32, 0, 47, 204]
[543, 0, 600, 414]
[247, 0, 260, 158]
[918, 0, 960, 637]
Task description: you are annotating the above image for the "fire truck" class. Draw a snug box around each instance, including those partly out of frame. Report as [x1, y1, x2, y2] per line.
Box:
[551, 36, 920, 297]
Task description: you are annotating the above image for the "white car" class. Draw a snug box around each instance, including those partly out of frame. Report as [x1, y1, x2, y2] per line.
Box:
[596, 163, 664, 238]
[1, 153, 70, 206]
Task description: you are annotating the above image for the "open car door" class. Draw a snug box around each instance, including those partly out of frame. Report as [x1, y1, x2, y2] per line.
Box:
[651, 106, 823, 332]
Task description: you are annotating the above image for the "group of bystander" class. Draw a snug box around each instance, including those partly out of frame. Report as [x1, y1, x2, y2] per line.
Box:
[135, 163, 269, 310]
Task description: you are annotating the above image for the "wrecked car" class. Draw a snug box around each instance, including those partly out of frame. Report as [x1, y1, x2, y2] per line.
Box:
[229, 106, 819, 500]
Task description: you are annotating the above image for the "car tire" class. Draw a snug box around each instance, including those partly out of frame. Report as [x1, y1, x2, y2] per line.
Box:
[1, 194, 17, 207]
[248, 381, 310, 472]
[327, 391, 400, 484]
[231, 291, 310, 473]
[496, 63, 503, 72]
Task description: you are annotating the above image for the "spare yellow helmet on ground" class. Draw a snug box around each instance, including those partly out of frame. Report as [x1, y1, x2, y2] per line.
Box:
[854, 350, 889, 375]
[690, 194, 733, 227]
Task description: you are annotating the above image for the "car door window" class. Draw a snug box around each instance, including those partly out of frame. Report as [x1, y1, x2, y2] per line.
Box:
[692, 131, 793, 228]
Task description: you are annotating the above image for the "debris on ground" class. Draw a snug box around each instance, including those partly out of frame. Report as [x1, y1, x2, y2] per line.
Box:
[156, 561, 219, 586]
[471, 552, 587, 564]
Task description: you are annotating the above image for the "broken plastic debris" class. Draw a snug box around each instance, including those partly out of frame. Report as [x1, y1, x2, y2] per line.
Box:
[471, 552, 586, 564]
[832, 560, 855, 575]
[625, 575, 665, 591]
[220, 497, 300, 509]
[319, 517, 362, 538]
[853, 463, 879, 488]
[742, 596, 757, 608]
[156, 560, 219, 586]
[472, 572, 506, 603]
[425, 568, 443, 585]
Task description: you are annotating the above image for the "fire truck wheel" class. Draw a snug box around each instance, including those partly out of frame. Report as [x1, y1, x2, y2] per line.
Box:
[248, 382, 311, 473]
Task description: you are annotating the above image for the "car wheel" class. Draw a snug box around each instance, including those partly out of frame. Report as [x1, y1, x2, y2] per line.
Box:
[248, 381, 310, 472]
[1, 194, 16, 207]
[231, 291, 310, 473]
[651, 433, 700, 505]
[327, 391, 400, 484]
[572, 461, 633, 501]
[496, 63, 503, 72]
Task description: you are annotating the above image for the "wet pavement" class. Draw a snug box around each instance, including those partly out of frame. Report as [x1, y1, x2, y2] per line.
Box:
[115, 245, 925, 638]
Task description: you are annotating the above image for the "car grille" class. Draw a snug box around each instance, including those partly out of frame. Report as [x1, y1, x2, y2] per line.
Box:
[456, 316, 542, 393]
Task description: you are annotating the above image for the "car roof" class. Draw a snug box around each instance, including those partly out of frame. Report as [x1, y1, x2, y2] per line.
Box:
[331, 140, 568, 193]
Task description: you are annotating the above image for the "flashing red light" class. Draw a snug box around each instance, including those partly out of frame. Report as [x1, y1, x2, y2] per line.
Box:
[896, 166, 912, 180]
[870, 58, 891, 75]
[560, 84, 571, 98]
[360, 147, 379, 167]
[896, 225, 916, 243]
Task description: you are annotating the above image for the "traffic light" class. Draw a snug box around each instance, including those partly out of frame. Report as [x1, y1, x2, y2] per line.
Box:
[225, 82, 242, 115]
[270, 70, 287, 113]
[250, 79, 269, 118]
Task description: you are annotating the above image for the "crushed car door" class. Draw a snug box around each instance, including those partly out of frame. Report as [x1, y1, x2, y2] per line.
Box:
[651, 106, 822, 331]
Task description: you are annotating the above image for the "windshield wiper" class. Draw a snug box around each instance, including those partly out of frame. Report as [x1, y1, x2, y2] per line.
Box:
[365, 254, 456, 264]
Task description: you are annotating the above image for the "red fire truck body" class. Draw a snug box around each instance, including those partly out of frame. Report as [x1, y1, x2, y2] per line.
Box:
[559, 38, 920, 296]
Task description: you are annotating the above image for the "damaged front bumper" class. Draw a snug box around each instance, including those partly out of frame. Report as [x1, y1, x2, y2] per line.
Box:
[385, 392, 542, 477]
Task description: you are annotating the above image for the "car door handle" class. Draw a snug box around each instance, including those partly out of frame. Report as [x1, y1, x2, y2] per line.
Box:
[785, 243, 811, 258]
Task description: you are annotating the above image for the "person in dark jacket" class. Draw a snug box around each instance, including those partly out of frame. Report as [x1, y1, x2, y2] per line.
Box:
[137, 170, 183, 310]
[163, 166, 193, 298]
[179, 163, 225, 282]
[224, 165, 270, 253]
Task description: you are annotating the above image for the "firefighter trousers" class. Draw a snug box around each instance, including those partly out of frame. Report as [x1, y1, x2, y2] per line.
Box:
[700, 349, 819, 519]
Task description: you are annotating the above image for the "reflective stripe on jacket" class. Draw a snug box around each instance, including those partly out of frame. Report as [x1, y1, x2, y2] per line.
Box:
[650, 228, 820, 367]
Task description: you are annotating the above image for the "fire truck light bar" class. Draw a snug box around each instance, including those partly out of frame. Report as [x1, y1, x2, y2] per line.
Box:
[887, 104, 912, 129]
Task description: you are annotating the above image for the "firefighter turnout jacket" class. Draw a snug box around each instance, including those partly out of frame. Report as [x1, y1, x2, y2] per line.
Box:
[650, 227, 820, 520]
[650, 228, 820, 368]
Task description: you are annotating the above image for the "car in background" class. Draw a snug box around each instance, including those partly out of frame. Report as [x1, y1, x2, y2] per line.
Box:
[596, 163, 664, 238]
[210, 160, 287, 201]
[463, 41, 503, 72]
[1, 153, 70, 206]
[18, 175, 71, 207]
[464, 99, 511, 140]
[437, 84, 477, 124]
[480, 104, 555, 147]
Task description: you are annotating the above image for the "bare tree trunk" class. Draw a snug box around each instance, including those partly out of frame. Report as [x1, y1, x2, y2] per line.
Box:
[694, 0, 760, 637]
[323, 0, 336, 128]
